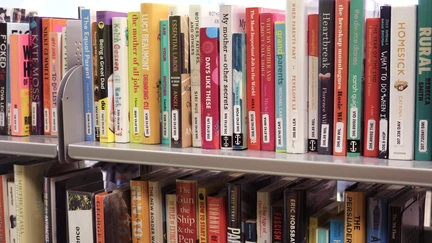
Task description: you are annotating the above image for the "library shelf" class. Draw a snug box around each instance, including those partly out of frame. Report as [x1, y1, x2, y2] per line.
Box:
[0, 135, 58, 158]
[68, 141, 432, 187]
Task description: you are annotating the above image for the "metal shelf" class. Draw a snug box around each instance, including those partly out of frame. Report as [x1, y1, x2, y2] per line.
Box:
[0, 135, 58, 158]
[68, 141, 432, 187]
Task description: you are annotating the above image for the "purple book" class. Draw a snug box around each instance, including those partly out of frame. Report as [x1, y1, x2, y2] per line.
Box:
[29, 16, 43, 134]
[96, 11, 127, 25]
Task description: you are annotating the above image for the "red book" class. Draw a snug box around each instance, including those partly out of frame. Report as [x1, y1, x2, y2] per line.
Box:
[260, 13, 284, 151]
[176, 180, 197, 243]
[363, 18, 381, 157]
[207, 195, 227, 243]
[200, 27, 220, 149]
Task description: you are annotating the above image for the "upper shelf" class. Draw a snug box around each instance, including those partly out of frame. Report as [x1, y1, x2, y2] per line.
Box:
[0, 135, 58, 158]
[68, 141, 432, 187]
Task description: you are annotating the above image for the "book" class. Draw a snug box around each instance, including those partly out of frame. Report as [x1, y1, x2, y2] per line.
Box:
[166, 193, 177, 243]
[200, 27, 220, 149]
[275, 22, 286, 153]
[271, 200, 283, 243]
[308, 14, 319, 152]
[0, 23, 6, 135]
[207, 191, 227, 243]
[48, 32, 62, 136]
[0, 172, 13, 243]
[160, 20, 170, 145]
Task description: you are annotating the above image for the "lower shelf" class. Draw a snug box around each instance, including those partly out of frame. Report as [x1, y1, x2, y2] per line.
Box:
[68, 141, 432, 187]
[0, 135, 58, 158]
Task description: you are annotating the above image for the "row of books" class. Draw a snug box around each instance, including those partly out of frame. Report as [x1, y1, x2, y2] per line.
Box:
[0, 161, 427, 243]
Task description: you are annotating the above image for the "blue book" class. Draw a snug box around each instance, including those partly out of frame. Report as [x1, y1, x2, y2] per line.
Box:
[160, 20, 170, 145]
[245, 219, 257, 243]
[274, 21, 286, 152]
[232, 33, 247, 150]
[329, 219, 344, 243]
[80, 8, 95, 140]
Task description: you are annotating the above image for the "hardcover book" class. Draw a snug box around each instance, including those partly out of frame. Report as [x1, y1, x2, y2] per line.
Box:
[207, 191, 227, 243]
[308, 14, 319, 152]
[0, 23, 7, 135]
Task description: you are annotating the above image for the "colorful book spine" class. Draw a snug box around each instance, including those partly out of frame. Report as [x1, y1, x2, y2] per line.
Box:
[308, 14, 319, 152]
[0, 24, 6, 135]
[97, 11, 127, 143]
[271, 203, 283, 243]
[232, 32, 247, 150]
[29, 16, 44, 135]
[130, 180, 150, 243]
[220, 5, 245, 149]
[378, 6, 391, 159]
[95, 192, 107, 243]
[176, 181, 197, 243]
[10, 34, 30, 136]
[112, 17, 129, 143]
[318, 0, 336, 154]
[260, 13, 284, 151]
[141, 3, 168, 144]
[81, 9, 96, 141]
[166, 194, 177, 243]
[127, 12, 143, 143]
[287, 0, 308, 154]
[160, 20, 170, 145]
[92, 22, 100, 141]
[207, 195, 227, 243]
[332, 0, 349, 156]
[415, 0, 432, 161]
[388, 5, 417, 160]
[190, 5, 219, 148]
[275, 22, 286, 153]
[367, 197, 389, 243]
[329, 219, 344, 243]
[200, 27, 220, 149]
[49, 32, 61, 136]
[347, 0, 366, 156]
[363, 18, 381, 157]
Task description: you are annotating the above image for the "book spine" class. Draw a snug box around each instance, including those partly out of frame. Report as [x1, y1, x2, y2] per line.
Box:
[181, 16, 192, 148]
[388, 5, 417, 160]
[285, 191, 302, 243]
[415, 0, 432, 160]
[308, 14, 319, 152]
[207, 196, 227, 243]
[112, 17, 130, 143]
[49, 32, 61, 136]
[42, 19, 51, 135]
[96, 194, 105, 243]
[148, 181, 159, 243]
[10, 34, 30, 136]
[344, 192, 366, 242]
[245, 221, 257, 243]
[0, 24, 6, 135]
[197, 187, 208, 243]
[92, 22, 100, 141]
[128, 12, 143, 143]
[176, 181, 197, 243]
[14, 166, 22, 242]
[61, 27, 67, 77]
[97, 15, 115, 143]
[260, 13, 280, 151]
[246, 8, 261, 150]
[367, 198, 388, 243]
[388, 206, 401, 243]
[227, 184, 241, 242]
[190, 5, 202, 148]
[29, 17, 43, 135]
[7, 181, 16, 243]
[333, 0, 349, 156]
[232, 32, 247, 150]
[309, 217, 318, 243]
[170, 15, 182, 148]
[347, 0, 365, 156]
[378, 6, 391, 159]
[271, 204, 283, 243]
[287, 0, 308, 153]
[200, 27, 220, 149]
[275, 22, 286, 153]
[67, 193, 95, 243]
[44, 177, 51, 243]
[0, 176, 4, 243]
[329, 220, 344, 243]
[166, 194, 177, 243]
[160, 20, 170, 145]
[318, 0, 336, 154]
[130, 180, 150, 243]
[141, 6, 168, 145]
[257, 192, 270, 243]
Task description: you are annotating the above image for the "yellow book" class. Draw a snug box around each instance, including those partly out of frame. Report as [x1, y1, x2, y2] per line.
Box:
[140, 3, 169, 144]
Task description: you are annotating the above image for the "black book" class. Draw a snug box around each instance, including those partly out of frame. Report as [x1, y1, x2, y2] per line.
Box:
[318, 0, 336, 155]
[0, 23, 6, 135]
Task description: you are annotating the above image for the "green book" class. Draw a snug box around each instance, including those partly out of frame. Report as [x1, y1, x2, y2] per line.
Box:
[415, 0, 432, 160]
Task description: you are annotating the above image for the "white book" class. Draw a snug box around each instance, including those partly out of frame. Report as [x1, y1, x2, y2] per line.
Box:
[388, 5, 417, 160]
[166, 193, 177, 243]
[49, 32, 62, 136]
[189, 4, 219, 148]
[1, 174, 13, 243]
[112, 17, 130, 143]
[286, 0, 308, 153]
[7, 180, 16, 243]
[219, 5, 246, 149]
[61, 26, 67, 78]
[169, 5, 189, 16]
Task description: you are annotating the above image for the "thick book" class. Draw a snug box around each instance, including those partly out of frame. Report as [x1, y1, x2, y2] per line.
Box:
[388, 5, 417, 160]
[189, 5, 219, 148]
[415, 0, 432, 161]
[232, 32, 247, 150]
[378, 6, 391, 159]
[207, 192, 227, 243]
[308, 14, 319, 152]
[160, 20, 170, 145]
[96, 11, 127, 143]
[200, 27, 220, 149]
[275, 22, 286, 153]
[318, 0, 336, 154]
[219, 5, 245, 149]
[0, 173, 13, 243]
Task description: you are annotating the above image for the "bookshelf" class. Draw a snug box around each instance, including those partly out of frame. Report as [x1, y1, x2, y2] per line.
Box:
[0, 135, 58, 158]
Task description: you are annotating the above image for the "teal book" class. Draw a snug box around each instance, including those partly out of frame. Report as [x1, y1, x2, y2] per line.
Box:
[160, 20, 170, 145]
[275, 22, 286, 153]
[347, 0, 366, 156]
[415, 0, 432, 160]
[317, 226, 329, 243]
[232, 32, 247, 150]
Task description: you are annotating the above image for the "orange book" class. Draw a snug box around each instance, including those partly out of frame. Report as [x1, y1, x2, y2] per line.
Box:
[332, 0, 350, 156]
[10, 34, 30, 136]
[130, 180, 150, 243]
[41, 18, 68, 135]
[363, 18, 381, 157]
[95, 192, 108, 243]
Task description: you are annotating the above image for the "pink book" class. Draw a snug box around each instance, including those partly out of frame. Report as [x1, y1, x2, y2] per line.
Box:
[200, 27, 220, 149]
[10, 34, 30, 136]
[260, 13, 284, 151]
[48, 32, 62, 136]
